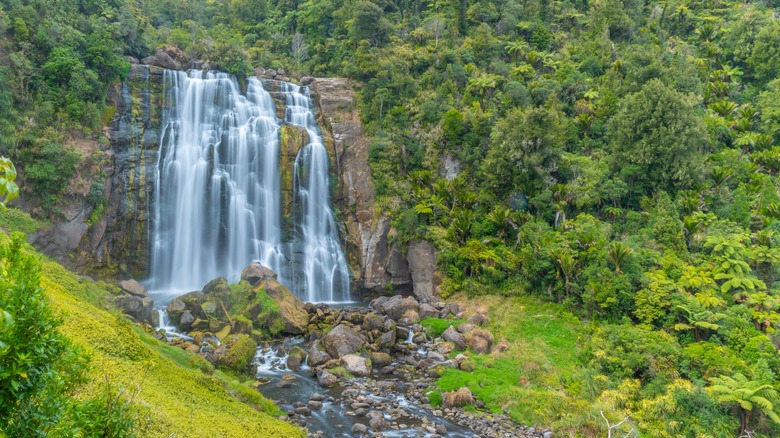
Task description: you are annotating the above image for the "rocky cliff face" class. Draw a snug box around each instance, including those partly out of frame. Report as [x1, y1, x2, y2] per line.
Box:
[308, 78, 412, 295]
[31, 64, 414, 295]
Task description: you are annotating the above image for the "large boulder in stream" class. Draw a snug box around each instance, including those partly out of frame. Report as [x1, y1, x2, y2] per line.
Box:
[307, 341, 333, 367]
[322, 324, 366, 358]
[256, 277, 309, 335]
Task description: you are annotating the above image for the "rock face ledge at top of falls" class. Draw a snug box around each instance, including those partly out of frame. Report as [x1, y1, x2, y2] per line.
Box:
[27, 62, 441, 305]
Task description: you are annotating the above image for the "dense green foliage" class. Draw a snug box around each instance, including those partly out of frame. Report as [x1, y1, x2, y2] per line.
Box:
[0, 233, 135, 437]
[3, 0, 780, 435]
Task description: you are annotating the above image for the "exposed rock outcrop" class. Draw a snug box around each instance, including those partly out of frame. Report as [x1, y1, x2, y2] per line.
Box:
[311, 78, 412, 295]
[407, 240, 439, 303]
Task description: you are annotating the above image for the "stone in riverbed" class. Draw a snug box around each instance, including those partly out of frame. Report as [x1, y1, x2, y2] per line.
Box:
[378, 329, 396, 348]
[166, 299, 186, 324]
[322, 324, 366, 358]
[341, 354, 371, 377]
[369, 416, 388, 431]
[442, 325, 467, 349]
[351, 423, 368, 435]
[307, 341, 333, 367]
[370, 352, 393, 367]
[307, 400, 323, 410]
[212, 334, 257, 372]
[286, 346, 307, 371]
[317, 368, 339, 387]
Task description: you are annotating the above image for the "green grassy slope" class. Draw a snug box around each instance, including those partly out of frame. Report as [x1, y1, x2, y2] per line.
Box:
[0, 210, 303, 437]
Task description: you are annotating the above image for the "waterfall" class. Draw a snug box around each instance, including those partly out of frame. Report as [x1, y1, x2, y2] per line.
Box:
[285, 83, 351, 303]
[149, 70, 349, 303]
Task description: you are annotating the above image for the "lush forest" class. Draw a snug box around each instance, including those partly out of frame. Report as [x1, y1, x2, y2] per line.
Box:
[3, 0, 780, 436]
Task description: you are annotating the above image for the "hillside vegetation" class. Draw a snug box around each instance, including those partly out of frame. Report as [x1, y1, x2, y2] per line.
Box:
[3, 0, 780, 435]
[0, 215, 303, 438]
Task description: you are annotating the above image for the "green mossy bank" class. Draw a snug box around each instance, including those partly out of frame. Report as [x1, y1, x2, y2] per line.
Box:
[0, 212, 303, 437]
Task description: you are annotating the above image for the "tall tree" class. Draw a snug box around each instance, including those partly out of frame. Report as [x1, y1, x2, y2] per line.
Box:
[609, 79, 707, 202]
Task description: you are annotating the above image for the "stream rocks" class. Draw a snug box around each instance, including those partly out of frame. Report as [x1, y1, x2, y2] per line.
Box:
[341, 354, 371, 377]
[152, 264, 548, 437]
[322, 324, 366, 358]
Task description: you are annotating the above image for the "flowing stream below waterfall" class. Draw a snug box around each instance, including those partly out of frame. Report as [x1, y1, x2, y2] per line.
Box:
[254, 337, 474, 437]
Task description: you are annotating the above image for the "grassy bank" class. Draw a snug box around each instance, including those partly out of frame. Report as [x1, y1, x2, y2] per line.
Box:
[0, 222, 303, 437]
[430, 294, 599, 434]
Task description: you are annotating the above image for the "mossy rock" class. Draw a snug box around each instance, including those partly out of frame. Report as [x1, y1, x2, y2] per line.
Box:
[232, 315, 254, 335]
[215, 334, 258, 372]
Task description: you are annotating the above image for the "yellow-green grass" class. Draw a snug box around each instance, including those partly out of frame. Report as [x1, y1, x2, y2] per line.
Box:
[0, 207, 49, 234]
[435, 294, 589, 431]
[13, 232, 303, 437]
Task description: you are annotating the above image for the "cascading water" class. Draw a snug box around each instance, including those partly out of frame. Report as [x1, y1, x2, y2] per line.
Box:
[285, 83, 351, 303]
[149, 70, 350, 303]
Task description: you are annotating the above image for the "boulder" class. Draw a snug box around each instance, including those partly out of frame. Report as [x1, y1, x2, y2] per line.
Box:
[179, 310, 194, 329]
[442, 325, 467, 349]
[362, 313, 386, 331]
[443, 387, 473, 408]
[370, 352, 393, 367]
[351, 423, 368, 435]
[212, 334, 257, 372]
[341, 354, 371, 377]
[419, 303, 439, 319]
[241, 262, 278, 286]
[307, 341, 333, 367]
[398, 309, 420, 325]
[202, 277, 229, 296]
[287, 346, 307, 372]
[407, 240, 438, 302]
[119, 279, 147, 297]
[258, 278, 309, 334]
[166, 299, 186, 324]
[317, 368, 339, 387]
[114, 294, 155, 325]
[369, 296, 390, 311]
[369, 416, 388, 431]
[378, 329, 396, 348]
[322, 324, 366, 358]
[141, 46, 189, 70]
[377, 295, 419, 321]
